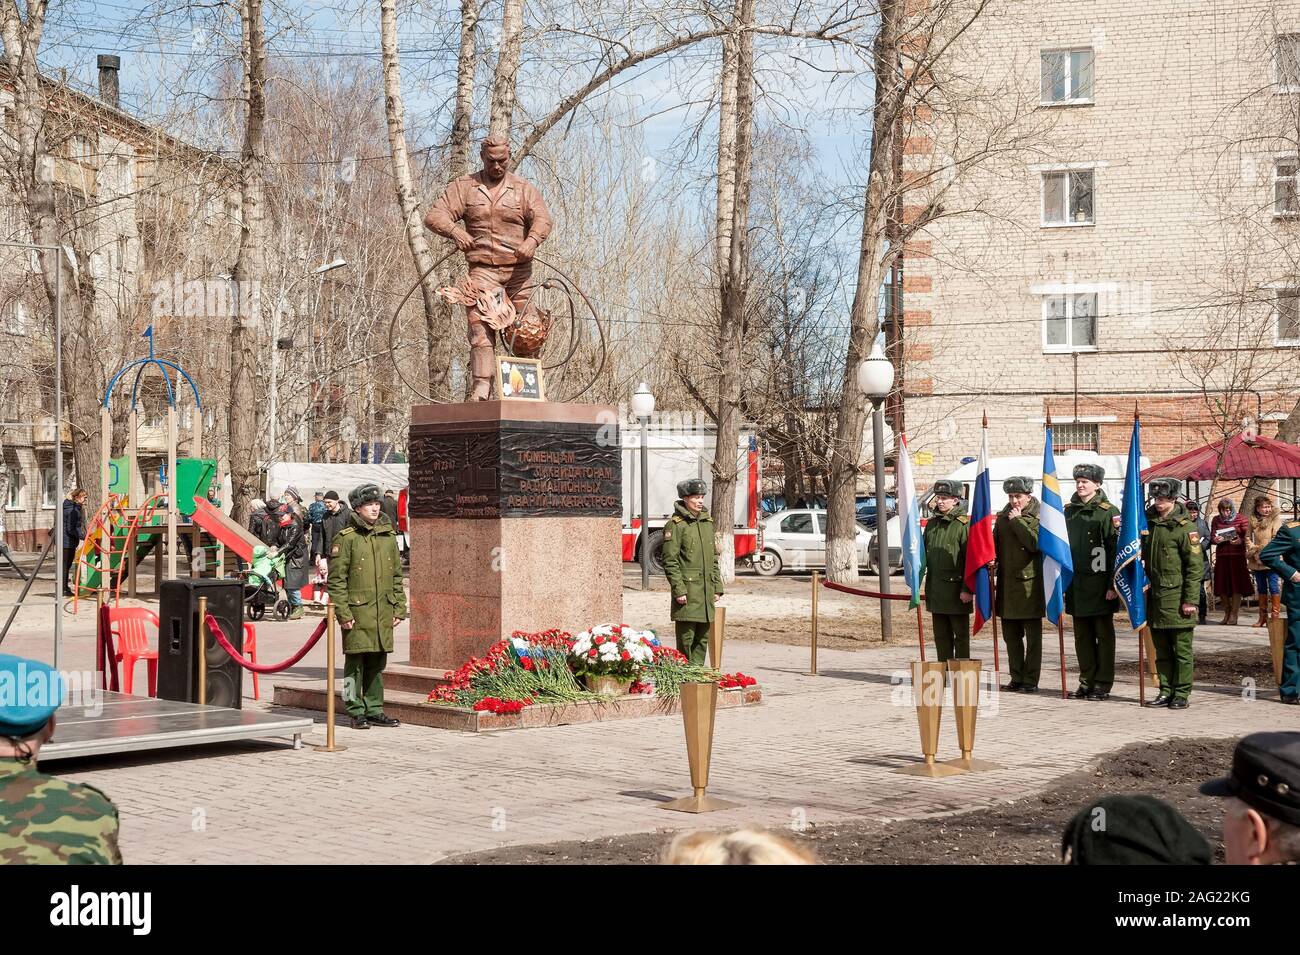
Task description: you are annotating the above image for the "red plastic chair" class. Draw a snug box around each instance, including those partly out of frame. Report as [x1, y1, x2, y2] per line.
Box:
[107, 608, 160, 697]
[242, 622, 260, 700]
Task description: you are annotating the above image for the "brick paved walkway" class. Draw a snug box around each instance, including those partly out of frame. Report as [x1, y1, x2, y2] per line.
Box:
[8, 596, 1292, 864]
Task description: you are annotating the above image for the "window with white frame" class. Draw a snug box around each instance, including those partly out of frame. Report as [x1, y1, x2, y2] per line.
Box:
[1043, 292, 1098, 351]
[1275, 158, 1299, 216]
[5, 468, 21, 510]
[1041, 48, 1095, 103]
[1277, 34, 1300, 90]
[1278, 289, 1300, 345]
[40, 468, 58, 508]
[1042, 169, 1094, 225]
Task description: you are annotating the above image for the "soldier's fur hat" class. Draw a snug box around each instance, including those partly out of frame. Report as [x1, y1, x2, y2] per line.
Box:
[1148, 478, 1182, 500]
[348, 483, 383, 509]
[1002, 476, 1034, 495]
[932, 479, 963, 498]
[1072, 464, 1105, 483]
[677, 478, 708, 499]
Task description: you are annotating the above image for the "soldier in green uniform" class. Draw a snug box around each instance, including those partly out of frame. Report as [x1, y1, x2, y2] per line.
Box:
[0, 653, 121, 863]
[995, 476, 1045, 692]
[1140, 478, 1203, 709]
[661, 478, 723, 666]
[922, 479, 973, 661]
[1064, 463, 1120, 701]
[328, 484, 407, 729]
[1260, 515, 1300, 705]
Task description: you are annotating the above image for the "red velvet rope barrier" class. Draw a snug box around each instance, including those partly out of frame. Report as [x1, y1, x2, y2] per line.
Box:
[821, 579, 912, 601]
[205, 613, 327, 673]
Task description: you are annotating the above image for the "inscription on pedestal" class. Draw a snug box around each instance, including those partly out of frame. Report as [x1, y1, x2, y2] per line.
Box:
[410, 422, 620, 519]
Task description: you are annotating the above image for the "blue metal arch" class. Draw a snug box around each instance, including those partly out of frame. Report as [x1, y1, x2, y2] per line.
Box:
[102, 327, 203, 412]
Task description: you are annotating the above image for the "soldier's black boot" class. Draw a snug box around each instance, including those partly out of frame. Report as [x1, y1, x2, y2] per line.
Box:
[1145, 694, 1171, 707]
[369, 713, 400, 727]
[1071, 686, 1090, 699]
[1168, 698, 1189, 710]
[350, 716, 371, 729]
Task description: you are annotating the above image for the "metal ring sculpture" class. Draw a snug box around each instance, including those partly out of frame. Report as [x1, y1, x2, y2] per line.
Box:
[386, 251, 609, 404]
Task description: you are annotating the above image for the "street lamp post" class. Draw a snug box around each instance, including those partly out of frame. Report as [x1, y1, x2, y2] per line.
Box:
[857, 341, 896, 643]
[632, 383, 656, 590]
[268, 259, 347, 461]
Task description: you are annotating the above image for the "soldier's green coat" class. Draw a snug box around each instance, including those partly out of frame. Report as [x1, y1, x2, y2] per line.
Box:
[327, 512, 407, 654]
[1140, 502, 1204, 629]
[922, 503, 971, 615]
[0, 759, 121, 864]
[1064, 490, 1120, 617]
[661, 502, 722, 623]
[995, 496, 1045, 619]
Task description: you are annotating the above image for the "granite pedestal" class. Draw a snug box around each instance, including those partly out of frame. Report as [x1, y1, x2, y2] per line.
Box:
[407, 401, 624, 670]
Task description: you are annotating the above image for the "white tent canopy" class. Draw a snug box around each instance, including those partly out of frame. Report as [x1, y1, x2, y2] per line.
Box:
[264, 462, 409, 501]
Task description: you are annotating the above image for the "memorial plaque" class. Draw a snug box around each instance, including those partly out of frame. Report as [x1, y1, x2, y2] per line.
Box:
[409, 421, 620, 519]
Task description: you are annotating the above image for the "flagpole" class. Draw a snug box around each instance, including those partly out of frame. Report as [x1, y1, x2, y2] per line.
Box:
[991, 575, 1000, 675]
[1138, 624, 1147, 706]
[1057, 615, 1067, 699]
[916, 604, 925, 661]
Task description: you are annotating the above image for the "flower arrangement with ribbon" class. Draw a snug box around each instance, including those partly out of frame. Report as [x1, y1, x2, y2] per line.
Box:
[569, 625, 658, 683]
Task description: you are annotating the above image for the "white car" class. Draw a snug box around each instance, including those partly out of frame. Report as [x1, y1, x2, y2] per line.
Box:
[753, 509, 872, 576]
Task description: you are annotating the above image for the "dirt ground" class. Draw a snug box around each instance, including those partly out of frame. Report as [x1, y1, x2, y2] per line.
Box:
[1115, 645, 1275, 689]
[443, 736, 1234, 865]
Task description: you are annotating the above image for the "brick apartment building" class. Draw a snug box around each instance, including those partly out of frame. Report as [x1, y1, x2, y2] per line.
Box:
[898, 1, 1300, 491]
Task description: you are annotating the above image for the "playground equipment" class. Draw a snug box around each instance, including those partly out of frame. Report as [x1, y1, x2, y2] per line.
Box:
[71, 327, 219, 606]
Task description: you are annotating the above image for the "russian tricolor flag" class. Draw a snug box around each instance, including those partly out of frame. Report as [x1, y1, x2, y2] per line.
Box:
[963, 422, 996, 633]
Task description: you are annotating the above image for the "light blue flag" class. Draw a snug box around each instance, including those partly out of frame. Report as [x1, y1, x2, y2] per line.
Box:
[1113, 419, 1149, 630]
[1040, 428, 1074, 624]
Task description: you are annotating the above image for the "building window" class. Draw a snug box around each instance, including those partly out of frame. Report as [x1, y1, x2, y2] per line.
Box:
[1275, 158, 1299, 216]
[1053, 422, 1100, 452]
[5, 468, 22, 510]
[1043, 292, 1098, 351]
[1277, 34, 1300, 90]
[1042, 169, 1094, 225]
[1041, 48, 1094, 104]
[1278, 289, 1300, 345]
[40, 468, 58, 508]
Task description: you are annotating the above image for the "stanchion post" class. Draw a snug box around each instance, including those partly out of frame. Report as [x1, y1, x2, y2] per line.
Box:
[197, 595, 207, 706]
[810, 571, 819, 676]
[1057, 616, 1067, 700]
[313, 603, 346, 752]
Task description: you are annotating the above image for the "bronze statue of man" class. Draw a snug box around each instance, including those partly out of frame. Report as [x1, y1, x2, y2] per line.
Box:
[424, 137, 553, 400]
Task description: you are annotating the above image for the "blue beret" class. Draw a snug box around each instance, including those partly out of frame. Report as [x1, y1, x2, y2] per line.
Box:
[0, 653, 62, 738]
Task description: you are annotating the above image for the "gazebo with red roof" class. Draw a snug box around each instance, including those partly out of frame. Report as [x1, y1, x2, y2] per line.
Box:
[1142, 433, 1300, 518]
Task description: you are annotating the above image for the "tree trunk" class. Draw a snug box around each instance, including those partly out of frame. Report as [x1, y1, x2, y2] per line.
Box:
[488, 0, 524, 140]
[825, 0, 904, 583]
[450, 0, 479, 177]
[228, 0, 268, 525]
[710, 0, 755, 584]
[380, 0, 452, 400]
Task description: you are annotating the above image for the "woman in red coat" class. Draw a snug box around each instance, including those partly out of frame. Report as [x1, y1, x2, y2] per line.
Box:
[1210, 497, 1251, 625]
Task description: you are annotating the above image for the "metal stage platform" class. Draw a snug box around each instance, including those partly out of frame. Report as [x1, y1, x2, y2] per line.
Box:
[40, 692, 315, 762]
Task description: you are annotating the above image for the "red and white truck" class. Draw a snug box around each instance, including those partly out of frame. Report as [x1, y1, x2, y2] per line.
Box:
[621, 427, 762, 572]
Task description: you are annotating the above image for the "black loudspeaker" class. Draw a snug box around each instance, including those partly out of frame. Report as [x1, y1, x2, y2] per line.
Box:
[158, 578, 244, 709]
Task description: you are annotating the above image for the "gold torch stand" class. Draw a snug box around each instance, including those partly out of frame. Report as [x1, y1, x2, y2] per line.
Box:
[943, 658, 1002, 772]
[660, 681, 740, 813]
[709, 606, 726, 671]
[894, 660, 967, 777]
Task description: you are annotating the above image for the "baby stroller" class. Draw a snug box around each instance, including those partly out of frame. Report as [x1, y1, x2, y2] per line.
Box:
[238, 547, 291, 621]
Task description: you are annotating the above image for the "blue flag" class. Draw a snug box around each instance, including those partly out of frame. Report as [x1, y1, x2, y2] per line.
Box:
[1113, 419, 1148, 630]
[1039, 428, 1074, 624]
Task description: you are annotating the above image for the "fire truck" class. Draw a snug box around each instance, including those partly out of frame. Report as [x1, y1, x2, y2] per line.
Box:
[621, 427, 762, 573]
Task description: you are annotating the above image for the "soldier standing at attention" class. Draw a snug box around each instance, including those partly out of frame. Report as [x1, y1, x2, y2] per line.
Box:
[995, 476, 1045, 693]
[922, 479, 973, 661]
[661, 478, 723, 666]
[0, 654, 121, 864]
[1260, 514, 1300, 705]
[1140, 478, 1203, 710]
[328, 484, 407, 729]
[1064, 464, 1119, 701]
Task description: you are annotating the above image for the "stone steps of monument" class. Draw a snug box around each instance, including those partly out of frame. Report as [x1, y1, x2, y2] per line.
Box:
[272, 681, 474, 731]
[380, 663, 451, 694]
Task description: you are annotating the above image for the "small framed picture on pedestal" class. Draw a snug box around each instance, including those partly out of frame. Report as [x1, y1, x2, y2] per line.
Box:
[498, 357, 544, 401]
